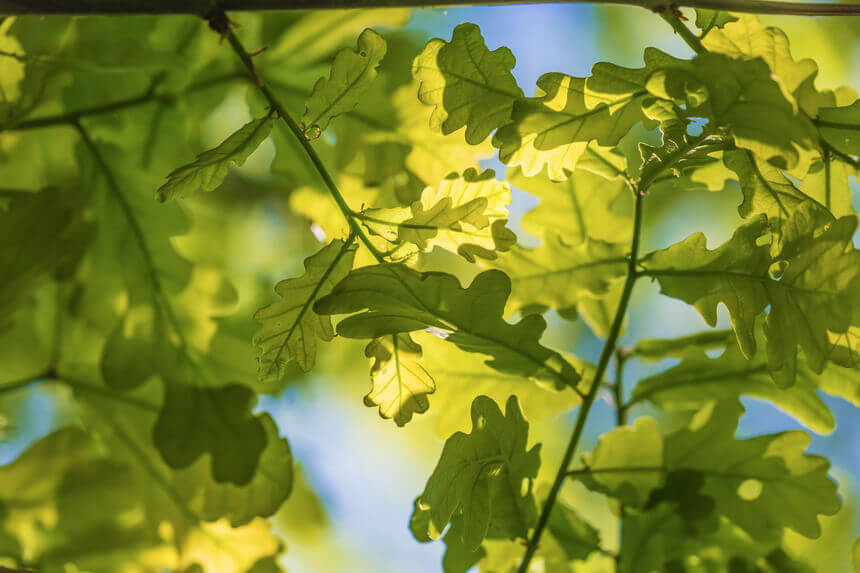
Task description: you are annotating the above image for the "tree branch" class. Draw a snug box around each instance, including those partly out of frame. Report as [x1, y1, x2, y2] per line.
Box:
[517, 188, 645, 573]
[221, 22, 387, 261]
[1, 0, 859, 16]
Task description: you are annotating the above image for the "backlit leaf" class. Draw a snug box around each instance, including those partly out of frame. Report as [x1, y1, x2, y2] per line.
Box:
[155, 116, 274, 202]
[301, 28, 387, 138]
[364, 333, 435, 426]
[413, 23, 523, 144]
[315, 265, 580, 389]
[410, 395, 540, 550]
[253, 239, 358, 380]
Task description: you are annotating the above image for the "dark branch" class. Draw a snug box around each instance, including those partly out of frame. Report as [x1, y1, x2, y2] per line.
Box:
[1, 0, 859, 16]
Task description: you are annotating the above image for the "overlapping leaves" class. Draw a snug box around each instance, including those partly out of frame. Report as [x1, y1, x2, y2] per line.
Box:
[315, 264, 580, 390]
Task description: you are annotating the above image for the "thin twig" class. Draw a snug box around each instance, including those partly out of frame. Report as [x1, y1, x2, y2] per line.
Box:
[220, 21, 387, 262]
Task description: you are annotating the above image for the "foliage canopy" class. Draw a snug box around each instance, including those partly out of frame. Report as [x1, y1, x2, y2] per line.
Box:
[0, 3, 858, 573]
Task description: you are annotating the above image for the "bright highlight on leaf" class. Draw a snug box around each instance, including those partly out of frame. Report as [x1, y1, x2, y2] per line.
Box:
[361, 168, 515, 261]
[364, 333, 435, 426]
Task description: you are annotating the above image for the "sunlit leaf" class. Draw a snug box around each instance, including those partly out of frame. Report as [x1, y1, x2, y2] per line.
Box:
[413, 23, 522, 144]
[155, 116, 274, 202]
[364, 333, 435, 426]
[315, 265, 580, 389]
[411, 395, 540, 550]
[301, 28, 387, 138]
[254, 239, 357, 380]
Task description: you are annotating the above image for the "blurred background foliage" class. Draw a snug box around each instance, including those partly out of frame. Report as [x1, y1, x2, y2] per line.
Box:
[0, 4, 857, 572]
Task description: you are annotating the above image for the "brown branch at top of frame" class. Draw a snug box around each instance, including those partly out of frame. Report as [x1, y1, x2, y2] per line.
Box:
[1, 0, 859, 16]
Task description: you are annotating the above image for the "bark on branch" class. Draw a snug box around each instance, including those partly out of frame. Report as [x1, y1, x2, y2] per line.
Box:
[1, 0, 859, 16]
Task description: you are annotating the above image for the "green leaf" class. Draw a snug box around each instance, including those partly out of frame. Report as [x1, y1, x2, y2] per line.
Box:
[417, 332, 583, 439]
[155, 116, 274, 202]
[301, 28, 387, 138]
[364, 333, 435, 426]
[0, 19, 25, 103]
[410, 395, 540, 550]
[802, 154, 856, 218]
[154, 383, 267, 486]
[853, 537, 860, 573]
[0, 188, 91, 331]
[494, 47, 676, 176]
[253, 239, 358, 381]
[641, 209, 860, 386]
[817, 100, 860, 157]
[633, 329, 735, 360]
[648, 53, 817, 168]
[664, 402, 841, 542]
[723, 149, 826, 225]
[641, 219, 772, 360]
[75, 381, 285, 569]
[511, 159, 632, 245]
[362, 168, 516, 262]
[631, 329, 859, 434]
[315, 265, 580, 389]
[694, 9, 738, 35]
[541, 486, 602, 561]
[490, 239, 627, 321]
[576, 418, 664, 508]
[412, 23, 523, 144]
[393, 84, 495, 186]
[701, 14, 818, 111]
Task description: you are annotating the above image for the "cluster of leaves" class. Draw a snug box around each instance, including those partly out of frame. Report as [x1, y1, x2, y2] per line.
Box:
[0, 4, 859, 573]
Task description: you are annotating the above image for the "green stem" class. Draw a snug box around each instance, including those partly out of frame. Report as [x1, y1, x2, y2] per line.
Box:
[222, 27, 386, 262]
[0, 73, 241, 133]
[661, 9, 706, 55]
[517, 190, 645, 573]
[6, 0, 860, 16]
[612, 348, 629, 569]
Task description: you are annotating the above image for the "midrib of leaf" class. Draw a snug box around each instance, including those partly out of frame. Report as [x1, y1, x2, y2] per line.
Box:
[509, 255, 629, 281]
[305, 59, 375, 127]
[356, 211, 495, 237]
[748, 150, 791, 216]
[566, 180, 588, 242]
[629, 364, 769, 405]
[258, 237, 355, 378]
[181, 116, 272, 172]
[639, 267, 840, 297]
[385, 267, 578, 387]
[77, 126, 206, 381]
[574, 464, 805, 485]
[814, 118, 860, 131]
[92, 407, 208, 533]
[533, 90, 648, 141]
[412, 64, 521, 100]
